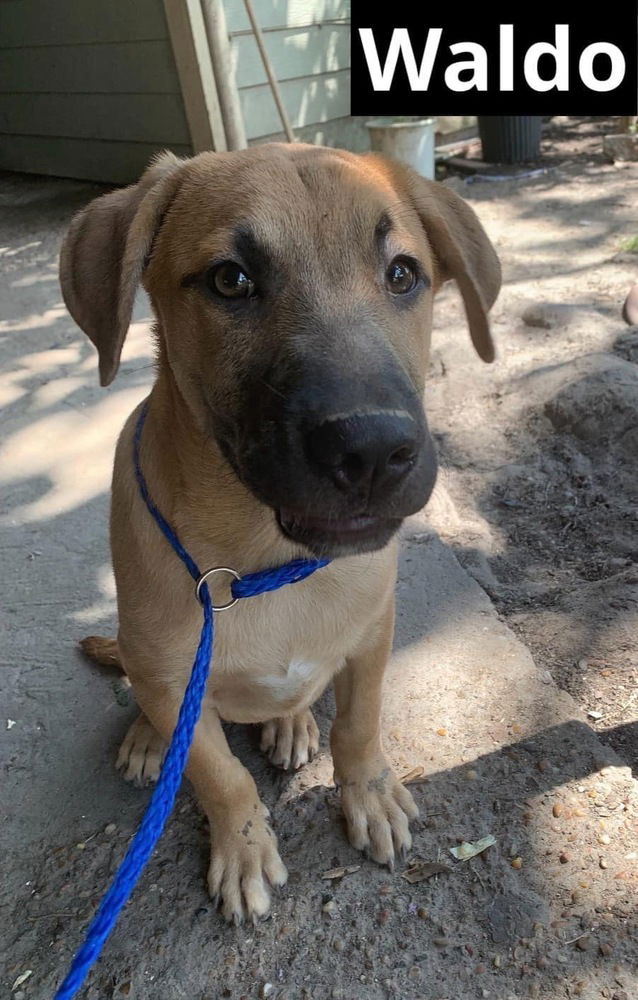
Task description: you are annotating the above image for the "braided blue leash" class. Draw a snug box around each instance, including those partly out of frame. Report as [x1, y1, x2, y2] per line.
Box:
[54, 402, 329, 999]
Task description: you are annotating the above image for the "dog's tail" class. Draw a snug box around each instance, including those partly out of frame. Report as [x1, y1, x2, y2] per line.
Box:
[79, 635, 123, 670]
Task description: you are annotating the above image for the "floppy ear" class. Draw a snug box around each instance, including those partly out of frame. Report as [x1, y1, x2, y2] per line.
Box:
[380, 159, 501, 363]
[59, 151, 184, 386]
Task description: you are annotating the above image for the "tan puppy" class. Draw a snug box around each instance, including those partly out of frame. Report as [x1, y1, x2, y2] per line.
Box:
[60, 143, 500, 924]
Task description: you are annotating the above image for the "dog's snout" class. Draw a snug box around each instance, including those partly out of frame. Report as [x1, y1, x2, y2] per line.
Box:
[305, 411, 418, 498]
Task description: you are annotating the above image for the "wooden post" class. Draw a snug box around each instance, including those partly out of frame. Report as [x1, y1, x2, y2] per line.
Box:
[242, 0, 295, 143]
[201, 0, 247, 150]
[164, 0, 227, 153]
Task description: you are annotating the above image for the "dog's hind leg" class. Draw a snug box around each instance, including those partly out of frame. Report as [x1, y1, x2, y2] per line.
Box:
[80, 637, 165, 783]
[260, 709, 320, 771]
[116, 713, 167, 785]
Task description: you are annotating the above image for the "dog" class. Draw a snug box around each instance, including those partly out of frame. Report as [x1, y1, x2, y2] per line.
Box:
[622, 282, 638, 325]
[60, 143, 500, 924]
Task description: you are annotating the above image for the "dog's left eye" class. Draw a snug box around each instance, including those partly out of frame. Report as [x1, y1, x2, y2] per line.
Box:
[386, 257, 418, 295]
[207, 262, 256, 300]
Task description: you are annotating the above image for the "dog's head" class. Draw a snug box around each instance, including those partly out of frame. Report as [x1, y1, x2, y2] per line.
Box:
[60, 144, 500, 558]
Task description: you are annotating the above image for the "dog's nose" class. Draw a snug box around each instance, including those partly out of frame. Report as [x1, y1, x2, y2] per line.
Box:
[305, 411, 418, 498]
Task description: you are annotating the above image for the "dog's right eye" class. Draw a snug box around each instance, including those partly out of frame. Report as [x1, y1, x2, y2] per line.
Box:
[206, 262, 256, 300]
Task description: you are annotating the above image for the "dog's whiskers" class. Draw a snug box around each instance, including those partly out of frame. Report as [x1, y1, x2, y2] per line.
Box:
[259, 378, 287, 400]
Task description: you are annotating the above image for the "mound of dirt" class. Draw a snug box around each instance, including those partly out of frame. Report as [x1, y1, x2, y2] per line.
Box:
[522, 354, 638, 452]
[614, 327, 638, 364]
[427, 133, 638, 778]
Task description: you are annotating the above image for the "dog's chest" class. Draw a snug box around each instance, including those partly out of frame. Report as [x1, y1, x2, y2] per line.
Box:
[255, 655, 336, 710]
[211, 650, 341, 722]
[206, 577, 370, 722]
[199, 545, 395, 723]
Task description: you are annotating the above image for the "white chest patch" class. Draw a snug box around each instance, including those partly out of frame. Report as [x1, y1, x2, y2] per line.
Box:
[258, 658, 325, 704]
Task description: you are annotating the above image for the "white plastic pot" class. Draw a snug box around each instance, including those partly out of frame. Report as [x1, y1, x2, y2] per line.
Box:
[365, 117, 436, 179]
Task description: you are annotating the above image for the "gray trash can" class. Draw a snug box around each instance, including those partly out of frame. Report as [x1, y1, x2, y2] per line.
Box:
[478, 116, 542, 164]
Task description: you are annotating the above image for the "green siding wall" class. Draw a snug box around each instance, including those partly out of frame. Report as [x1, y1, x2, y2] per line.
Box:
[224, 0, 351, 143]
[0, 0, 191, 183]
[0, 0, 358, 182]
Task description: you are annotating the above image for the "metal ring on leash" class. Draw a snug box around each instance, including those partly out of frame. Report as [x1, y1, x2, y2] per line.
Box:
[195, 566, 241, 610]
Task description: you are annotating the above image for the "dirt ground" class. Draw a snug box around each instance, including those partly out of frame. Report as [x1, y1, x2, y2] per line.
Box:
[432, 116, 638, 773]
[1, 117, 637, 1000]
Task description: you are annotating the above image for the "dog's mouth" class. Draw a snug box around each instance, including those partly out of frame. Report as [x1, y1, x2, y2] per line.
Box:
[276, 507, 401, 556]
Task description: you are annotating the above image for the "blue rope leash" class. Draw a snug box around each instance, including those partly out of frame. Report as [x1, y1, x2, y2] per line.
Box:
[54, 403, 329, 999]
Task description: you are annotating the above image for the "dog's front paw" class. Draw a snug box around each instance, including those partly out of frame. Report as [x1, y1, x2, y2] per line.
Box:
[207, 811, 288, 925]
[337, 758, 418, 870]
